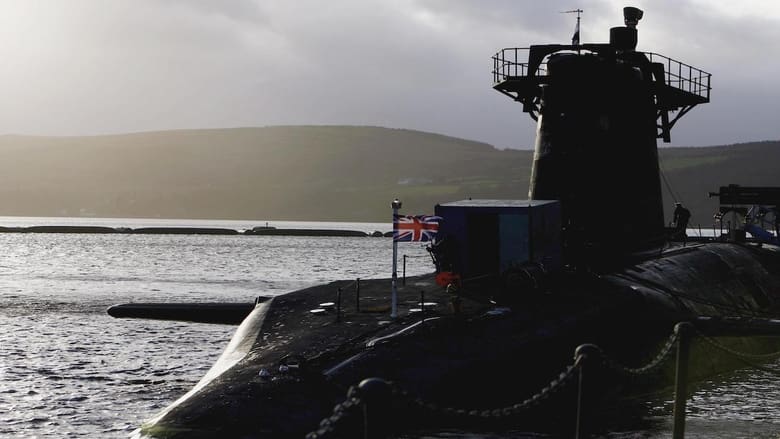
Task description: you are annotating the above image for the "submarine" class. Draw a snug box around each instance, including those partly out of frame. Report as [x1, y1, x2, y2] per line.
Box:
[119, 7, 780, 438]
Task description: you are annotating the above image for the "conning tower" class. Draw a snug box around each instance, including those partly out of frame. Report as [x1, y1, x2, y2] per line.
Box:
[492, 7, 710, 260]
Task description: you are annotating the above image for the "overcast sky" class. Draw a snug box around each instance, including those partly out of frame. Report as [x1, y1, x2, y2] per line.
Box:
[0, 0, 777, 149]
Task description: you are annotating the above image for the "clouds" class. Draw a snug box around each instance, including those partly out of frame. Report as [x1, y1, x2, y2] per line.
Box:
[0, 0, 777, 148]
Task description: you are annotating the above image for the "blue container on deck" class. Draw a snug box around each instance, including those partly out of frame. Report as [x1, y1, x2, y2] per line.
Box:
[434, 199, 562, 279]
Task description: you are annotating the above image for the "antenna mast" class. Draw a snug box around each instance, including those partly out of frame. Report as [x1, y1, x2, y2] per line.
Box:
[561, 9, 583, 46]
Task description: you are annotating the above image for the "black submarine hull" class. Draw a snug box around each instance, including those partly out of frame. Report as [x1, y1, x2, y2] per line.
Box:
[136, 241, 780, 438]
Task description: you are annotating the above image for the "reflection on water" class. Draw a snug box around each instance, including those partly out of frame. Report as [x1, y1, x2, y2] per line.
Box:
[643, 367, 780, 439]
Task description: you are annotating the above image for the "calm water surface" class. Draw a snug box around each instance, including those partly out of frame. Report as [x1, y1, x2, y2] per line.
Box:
[0, 217, 778, 438]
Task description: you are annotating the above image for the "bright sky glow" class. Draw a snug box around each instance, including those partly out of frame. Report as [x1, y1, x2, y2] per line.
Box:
[0, 0, 777, 149]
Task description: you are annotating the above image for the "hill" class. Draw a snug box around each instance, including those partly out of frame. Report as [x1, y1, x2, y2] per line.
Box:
[0, 126, 776, 225]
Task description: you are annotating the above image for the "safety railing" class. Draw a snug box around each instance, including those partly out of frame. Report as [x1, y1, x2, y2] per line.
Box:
[645, 52, 711, 102]
[491, 48, 711, 104]
[491, 47, 544, 84]
[307, 320, 780, 439]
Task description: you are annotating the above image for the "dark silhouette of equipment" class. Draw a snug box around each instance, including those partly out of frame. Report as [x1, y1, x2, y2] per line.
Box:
[710, 184, 780, 243]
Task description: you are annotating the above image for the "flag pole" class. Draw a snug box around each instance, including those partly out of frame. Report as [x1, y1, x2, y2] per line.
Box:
[562, 8, 583, 50]
[391, 198, 402, 319]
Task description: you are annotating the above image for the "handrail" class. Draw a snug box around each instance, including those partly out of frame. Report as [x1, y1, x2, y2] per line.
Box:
[645, 52, 711, 102]
[491, 47, 545, 83]
[491, 48, 711, 103]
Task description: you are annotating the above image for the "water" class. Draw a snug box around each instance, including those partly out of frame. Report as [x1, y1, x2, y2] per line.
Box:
[0, 217, 431, 438]
[0, 217, 779, 438]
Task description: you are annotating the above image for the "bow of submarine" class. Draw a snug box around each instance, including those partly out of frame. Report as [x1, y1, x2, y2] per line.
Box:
[135, 275, 627, 437]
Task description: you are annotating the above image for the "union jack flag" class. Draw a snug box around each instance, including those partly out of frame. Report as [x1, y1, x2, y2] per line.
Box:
[393, 214, 442, 242]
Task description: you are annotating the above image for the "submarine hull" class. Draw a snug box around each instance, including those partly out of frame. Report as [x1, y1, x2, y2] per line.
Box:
[138, 241, 780, 438]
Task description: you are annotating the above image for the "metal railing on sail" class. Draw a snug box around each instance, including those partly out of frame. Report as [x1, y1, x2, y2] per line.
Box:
[491, 47, 711, 104]
[645, 52, 711, 102]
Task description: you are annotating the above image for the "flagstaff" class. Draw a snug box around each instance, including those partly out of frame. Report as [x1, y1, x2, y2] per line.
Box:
[562, 8, 583, 46]
[390, 200, 442, 318]
[391, 198, 402, 318]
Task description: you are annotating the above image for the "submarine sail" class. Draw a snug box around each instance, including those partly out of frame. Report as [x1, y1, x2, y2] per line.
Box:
[493, 6, 710, 259]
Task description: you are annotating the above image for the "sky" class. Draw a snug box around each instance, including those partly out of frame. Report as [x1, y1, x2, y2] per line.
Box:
[0, 0, 778, 149]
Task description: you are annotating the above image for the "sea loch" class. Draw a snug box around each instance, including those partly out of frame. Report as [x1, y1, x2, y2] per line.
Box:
[0, 217, 779, 438]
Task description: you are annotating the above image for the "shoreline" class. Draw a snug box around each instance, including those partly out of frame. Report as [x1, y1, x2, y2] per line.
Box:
[0, 224, 393, 237]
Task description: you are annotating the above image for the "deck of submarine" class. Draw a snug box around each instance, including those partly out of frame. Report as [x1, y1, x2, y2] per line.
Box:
[141, 273, 504, 436]
[250, 272, 493, 366]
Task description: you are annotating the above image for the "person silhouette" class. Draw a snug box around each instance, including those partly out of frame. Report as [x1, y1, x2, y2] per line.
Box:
[672, 202, 691, 238]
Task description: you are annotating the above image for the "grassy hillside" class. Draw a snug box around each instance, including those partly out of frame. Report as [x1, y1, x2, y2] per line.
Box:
[0, 126, 529, 222]
[0, 126, 776, 225]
